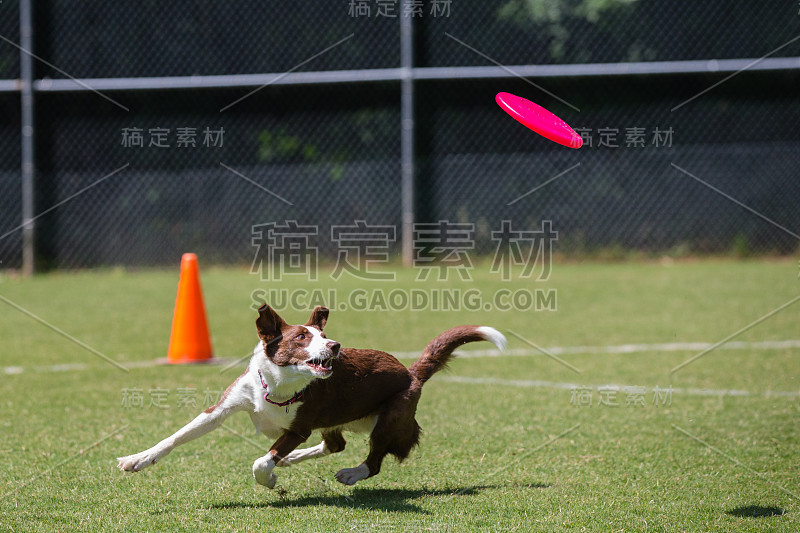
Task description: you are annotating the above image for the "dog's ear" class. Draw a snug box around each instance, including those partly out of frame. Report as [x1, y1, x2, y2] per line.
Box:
[305, 306, 329, 331]
[256, 304, 287, 342]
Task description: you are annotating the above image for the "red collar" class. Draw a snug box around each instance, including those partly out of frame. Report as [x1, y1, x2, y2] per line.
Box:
[258, 369, 304, 410]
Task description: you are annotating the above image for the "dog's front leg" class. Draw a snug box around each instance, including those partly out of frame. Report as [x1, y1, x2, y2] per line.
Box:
[118, 374, 253, 472]
[252, 430, 308, 488]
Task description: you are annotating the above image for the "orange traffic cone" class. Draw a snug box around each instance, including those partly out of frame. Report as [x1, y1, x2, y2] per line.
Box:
[166, 253, 214, 364]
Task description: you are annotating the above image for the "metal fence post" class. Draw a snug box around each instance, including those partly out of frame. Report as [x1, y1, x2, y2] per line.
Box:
[400, 1, 414, 267]
[20, 0, 35, 276]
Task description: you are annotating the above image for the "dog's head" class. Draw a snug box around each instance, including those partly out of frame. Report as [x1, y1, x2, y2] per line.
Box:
[256, 304, 340, 379]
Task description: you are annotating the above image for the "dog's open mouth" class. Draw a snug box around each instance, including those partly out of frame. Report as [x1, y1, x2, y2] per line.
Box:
[306, 356, 335, 376]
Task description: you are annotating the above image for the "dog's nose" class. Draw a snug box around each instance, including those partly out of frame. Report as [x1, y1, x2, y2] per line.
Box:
[328, 341, 340, 356]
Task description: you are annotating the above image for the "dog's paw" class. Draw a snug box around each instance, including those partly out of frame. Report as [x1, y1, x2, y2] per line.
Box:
[335, 464, 370, 486]
[252, 456, 277, 488]
[117, 451, 159, 472]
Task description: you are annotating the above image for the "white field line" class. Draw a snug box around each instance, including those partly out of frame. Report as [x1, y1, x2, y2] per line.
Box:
[4, 339, 800, 376]
[396, 339, 800, 360]
[435, 375, 800, 398]
[2, 358, 186, 375]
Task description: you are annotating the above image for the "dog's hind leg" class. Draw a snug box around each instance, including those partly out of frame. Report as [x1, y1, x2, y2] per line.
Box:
[335, 427, 395, 485]
[277, 429, 346, 467]
[336, 389, 421, 486]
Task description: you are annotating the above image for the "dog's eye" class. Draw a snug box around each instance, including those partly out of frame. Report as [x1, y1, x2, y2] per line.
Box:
[295, 333, 305, 341]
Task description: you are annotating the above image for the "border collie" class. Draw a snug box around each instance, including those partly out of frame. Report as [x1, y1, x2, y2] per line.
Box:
[117, 304, 506, 487]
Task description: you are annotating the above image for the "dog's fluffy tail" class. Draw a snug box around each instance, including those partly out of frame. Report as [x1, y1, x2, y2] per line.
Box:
[409, 326, 507, 384]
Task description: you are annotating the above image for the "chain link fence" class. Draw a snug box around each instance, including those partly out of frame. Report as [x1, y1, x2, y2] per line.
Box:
[1, 0, 798, 270]
[0, 0, 21, 270]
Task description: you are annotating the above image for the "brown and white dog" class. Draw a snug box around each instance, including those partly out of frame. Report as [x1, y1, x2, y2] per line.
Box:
[117, 304, 506, 487]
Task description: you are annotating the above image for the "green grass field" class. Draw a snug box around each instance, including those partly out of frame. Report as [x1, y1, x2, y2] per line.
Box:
[1, 258, 798, 531]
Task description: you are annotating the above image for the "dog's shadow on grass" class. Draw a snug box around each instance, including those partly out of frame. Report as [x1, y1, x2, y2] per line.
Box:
[211, 483, 550, 514]
[726, 505, 785, 518]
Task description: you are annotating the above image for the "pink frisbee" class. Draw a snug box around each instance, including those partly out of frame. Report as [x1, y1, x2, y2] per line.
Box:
[495, 92, 583, 149]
